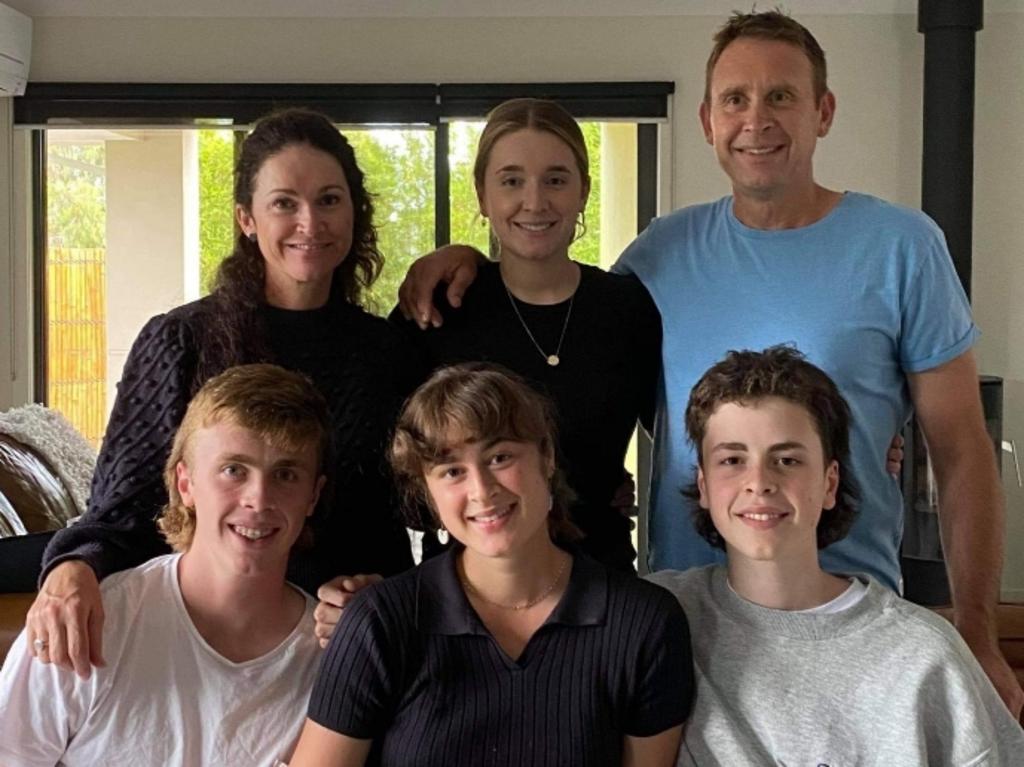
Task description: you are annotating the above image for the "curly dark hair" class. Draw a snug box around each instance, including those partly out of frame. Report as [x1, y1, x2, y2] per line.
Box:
[197, 108, 383, 384]
[682, 345, 858, 551]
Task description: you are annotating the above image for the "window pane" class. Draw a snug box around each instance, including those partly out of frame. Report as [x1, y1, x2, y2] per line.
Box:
[198, 129, 237, 295]
[345, 127, 435, 313]
[46, 137, 108, 445]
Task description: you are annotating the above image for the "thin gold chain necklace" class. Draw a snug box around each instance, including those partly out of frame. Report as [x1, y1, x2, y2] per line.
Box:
[461, 555, 570, 611]
[504, 283, 575, 367]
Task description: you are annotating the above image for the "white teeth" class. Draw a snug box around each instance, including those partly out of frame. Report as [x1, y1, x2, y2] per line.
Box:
[472, 507, 511, 523]
[516, 222, 553, 231]
[743, 147, 777, 155]
[289, 243, 325, 250]
[743, 513, 781, 521]
[232, 525, 273, 540]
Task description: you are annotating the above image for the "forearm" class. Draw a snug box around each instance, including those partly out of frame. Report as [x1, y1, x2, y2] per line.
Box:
[41, 492, 171, 585]
[934, 439, 1005, 646]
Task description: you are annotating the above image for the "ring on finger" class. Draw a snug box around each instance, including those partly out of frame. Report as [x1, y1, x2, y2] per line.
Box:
[32, 637, 49, 652]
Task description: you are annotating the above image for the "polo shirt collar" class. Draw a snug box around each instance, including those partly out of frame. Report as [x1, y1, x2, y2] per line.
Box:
[415, 545, 609, 636]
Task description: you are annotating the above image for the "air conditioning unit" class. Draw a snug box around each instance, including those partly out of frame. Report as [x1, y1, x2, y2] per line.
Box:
[0, 2, 31, 97]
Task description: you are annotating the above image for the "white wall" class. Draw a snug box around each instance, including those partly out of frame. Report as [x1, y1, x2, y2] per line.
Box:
[6, 9, 1024, 595]
[103, 133, 188, 411]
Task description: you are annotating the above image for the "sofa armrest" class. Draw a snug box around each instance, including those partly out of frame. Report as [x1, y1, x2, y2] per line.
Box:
[0, 592, 33, 666]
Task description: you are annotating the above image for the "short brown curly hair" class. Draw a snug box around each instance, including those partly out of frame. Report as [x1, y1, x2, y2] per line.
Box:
[390, 363, 581, 546]
[683, 345, 858, 551]
[158, 363, 329, 552]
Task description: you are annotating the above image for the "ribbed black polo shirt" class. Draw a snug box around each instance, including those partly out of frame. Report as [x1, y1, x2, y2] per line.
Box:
[309, 547, 694, 767]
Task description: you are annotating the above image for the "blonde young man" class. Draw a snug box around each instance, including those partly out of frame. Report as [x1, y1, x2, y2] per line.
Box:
[649, 347, 1024, 764]
[0, 364, 326, 766]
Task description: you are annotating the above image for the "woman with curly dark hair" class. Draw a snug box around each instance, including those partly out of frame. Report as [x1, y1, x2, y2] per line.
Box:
[26, 108, 420, 678]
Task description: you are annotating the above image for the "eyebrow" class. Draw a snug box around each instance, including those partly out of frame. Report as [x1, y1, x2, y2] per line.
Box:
[494, 164, 573, 174]
[431, 436, 509, 464]
[716, 82, 799, 100]
[708, 441, 808, 453]
[217, 452, 303, 468]
[267, 184, 346, 195]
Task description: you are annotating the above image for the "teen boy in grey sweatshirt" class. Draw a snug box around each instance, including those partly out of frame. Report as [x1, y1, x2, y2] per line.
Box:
[649, 346, 1024, 765]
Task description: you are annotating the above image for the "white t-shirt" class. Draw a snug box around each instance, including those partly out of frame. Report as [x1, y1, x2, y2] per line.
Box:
[0, 554, 320, 767]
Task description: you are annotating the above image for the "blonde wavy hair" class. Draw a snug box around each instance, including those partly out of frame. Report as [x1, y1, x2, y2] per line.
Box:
[157, 363, 329, 552]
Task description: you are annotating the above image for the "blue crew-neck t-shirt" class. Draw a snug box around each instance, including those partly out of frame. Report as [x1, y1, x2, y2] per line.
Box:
[615, 192, 978, 589]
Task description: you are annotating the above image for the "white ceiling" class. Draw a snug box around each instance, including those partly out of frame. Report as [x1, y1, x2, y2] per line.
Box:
[6, 0, 1016, 20]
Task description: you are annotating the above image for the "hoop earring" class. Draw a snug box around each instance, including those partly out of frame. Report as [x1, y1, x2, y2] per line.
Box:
[573, 210, 587, 243]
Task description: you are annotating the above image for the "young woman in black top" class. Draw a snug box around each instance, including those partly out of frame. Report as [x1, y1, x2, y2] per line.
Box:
[26, 109, 419, 677]
[395, 99, 661, 573]
[291, 364, 692, 767]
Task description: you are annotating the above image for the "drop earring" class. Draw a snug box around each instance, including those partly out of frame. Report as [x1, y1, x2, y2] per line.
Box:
[247, 232, 258, 244]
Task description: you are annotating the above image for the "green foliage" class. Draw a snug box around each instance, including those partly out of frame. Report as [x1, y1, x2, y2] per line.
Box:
[198, 130, 236, 295]
[191, 122, 605, 312]
[348, 128, 436, 314]
[47, 143, 106, 248]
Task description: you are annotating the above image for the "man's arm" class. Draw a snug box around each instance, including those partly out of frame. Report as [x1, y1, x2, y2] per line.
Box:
[908, 349, 1024, 717]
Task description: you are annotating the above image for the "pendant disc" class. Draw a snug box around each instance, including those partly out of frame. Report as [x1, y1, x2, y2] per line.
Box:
[547, 355, 560, 366]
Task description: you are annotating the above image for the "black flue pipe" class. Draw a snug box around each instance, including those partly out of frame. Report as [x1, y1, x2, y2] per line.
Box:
[918, 0, 983, 299]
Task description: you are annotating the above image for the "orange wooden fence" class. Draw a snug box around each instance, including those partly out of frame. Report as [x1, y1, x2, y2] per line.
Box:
[46, 247, 107, 446]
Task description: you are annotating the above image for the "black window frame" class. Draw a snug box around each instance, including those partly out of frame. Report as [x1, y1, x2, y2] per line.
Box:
[15, 81, 670, 397]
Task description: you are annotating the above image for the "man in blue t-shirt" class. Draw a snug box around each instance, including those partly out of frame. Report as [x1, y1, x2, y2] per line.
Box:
[397, 10, 1021, 716]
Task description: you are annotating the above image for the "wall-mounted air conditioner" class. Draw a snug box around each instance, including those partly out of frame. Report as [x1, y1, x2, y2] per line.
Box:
[0, 3, 31, 97]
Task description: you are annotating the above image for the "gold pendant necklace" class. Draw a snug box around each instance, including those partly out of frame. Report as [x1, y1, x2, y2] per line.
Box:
[461, 555, 570, 611]
[504, 283, 575, 367]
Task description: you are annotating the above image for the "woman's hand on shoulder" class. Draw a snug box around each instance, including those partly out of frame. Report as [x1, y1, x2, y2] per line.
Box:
[26, 560, 105, 679]
[314, 573, 383, 648]
[397, 245, 485, 329]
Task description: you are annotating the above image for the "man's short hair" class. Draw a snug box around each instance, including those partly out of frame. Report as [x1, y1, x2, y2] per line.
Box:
[684, 345, 858, 550]
[704, 9, 829, 104]
[158, 364, 330, 552]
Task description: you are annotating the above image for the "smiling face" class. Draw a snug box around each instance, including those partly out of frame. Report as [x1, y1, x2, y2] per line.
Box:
[176, 421, 324, 576]
[699, 37, 835, 206]
[697, 397, 839, 564]
[423, 436, 554, 561]
[477, 128, 589, 265]
[235, 142, 354, 308]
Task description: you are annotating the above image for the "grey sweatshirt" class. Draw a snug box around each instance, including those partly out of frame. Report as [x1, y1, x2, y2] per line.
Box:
[648, 565, 1024, 766]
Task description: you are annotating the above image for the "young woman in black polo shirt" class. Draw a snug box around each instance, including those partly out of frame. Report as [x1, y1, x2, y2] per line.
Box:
[290, 364, 693, 767]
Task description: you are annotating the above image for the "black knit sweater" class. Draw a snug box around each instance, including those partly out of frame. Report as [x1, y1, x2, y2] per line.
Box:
[42, 297, 421, 594]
